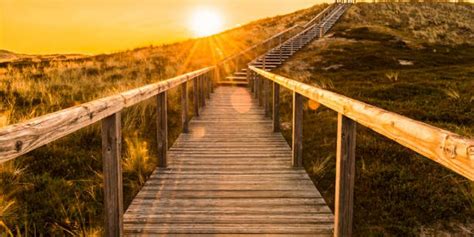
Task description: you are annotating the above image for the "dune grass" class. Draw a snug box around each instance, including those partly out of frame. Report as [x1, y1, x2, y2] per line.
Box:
[275, 3, 473, 236]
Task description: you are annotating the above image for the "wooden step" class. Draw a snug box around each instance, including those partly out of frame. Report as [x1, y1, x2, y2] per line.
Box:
[217, 81, 249, 86]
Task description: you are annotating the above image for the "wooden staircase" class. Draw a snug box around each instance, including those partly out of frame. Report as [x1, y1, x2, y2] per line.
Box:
[218, 3, 350, 86]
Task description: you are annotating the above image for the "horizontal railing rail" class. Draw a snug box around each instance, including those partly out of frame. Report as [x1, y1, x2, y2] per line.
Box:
[0, 67, 215, 162]
[250, 66, 474, 180]
[249, 66, 474, 236]
[303, 3, 337, 28]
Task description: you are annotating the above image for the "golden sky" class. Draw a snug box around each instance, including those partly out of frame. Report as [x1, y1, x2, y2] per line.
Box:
[0, 0, 326, 55]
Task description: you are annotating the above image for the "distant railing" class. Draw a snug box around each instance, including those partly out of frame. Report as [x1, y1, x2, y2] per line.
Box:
[0, 66, 216, 236]
[249, 66, 474, 236]
[217, 3, 337, 77]
[251, 3, 343, 65]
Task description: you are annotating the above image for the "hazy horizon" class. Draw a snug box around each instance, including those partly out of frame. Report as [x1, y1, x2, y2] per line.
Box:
[1, 0, 328, 55]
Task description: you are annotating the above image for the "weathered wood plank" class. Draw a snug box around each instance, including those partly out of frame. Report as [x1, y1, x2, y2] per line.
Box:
[124, 87, 332, 235]
[334, 114, 356, 237]
[124, 223, 333, 235]
[181, 82, 189, 133]
[292, 92, 303, 167]
[156, 92, 168, 167]
[101, 113, 123, 237]
[273, 82, 280, 132]
[193, 76, 200, 117]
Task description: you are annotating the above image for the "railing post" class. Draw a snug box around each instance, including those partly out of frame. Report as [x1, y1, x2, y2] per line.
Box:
[263, 57, 266, 71]
[101, 113, 123, 237]
[193, 76, 199, 117]
[292, 92, 303, 167]
[206, 73, 211, 99]
[258, 76, 263, 107]
[320, 25, 324, 38]
[248, 67, 254, 92]
[291, 40, 294, 54]
[273, 82, 280, 132]
[334, 113, 356, 237]
[209, 69, 216, 94]
[253, 72, 259, 99]
[200, 75, 205, 108]
[156, 92, 168, 168]
[279, 36, 283, 64]
[181, 81, 189, 133]
[264, 78, 270, 117]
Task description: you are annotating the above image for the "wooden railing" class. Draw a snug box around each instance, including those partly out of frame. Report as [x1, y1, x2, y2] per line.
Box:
[217, 3, 337, 77]
[251, 4, 339, 64]
[0, 7, 342, 234]
[0, 66, 215, 236]
[249, 66, 474, 236]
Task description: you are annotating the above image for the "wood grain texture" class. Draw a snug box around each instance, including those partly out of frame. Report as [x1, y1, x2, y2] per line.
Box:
[0, 67, 214, 162]
[273, 82, 280, 132]
[250, 66, 474, 180]
[335, 114, 356, 237]
[264, 78, 270, 117]
[102, 113, 124, 237]
[193, 76, 200, 117]
[181, 82, 189, 133]
[292, 92, 304, 167]
[124, 87, 333, 236]
[156, 92, 168, 167]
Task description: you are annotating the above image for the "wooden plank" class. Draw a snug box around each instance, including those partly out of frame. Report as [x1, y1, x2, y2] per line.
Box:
[124, 87, 332, 235]
[250, 66, 474, 180]
[124, 223, 333, 235]
[181, 82, 189, 133]
[124, 214, 333, 224]
[292, 92, 303, 167]
[101, 113, 123, 237]
[156, 92, 168, 167]
[334, 114, 356, 237]
[126, 198, 328, 207]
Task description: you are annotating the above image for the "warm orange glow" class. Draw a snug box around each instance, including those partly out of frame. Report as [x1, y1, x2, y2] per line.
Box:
[0, 0, 323, 54]
[308, 100, 321, 110]
[189, 8, 224, 37]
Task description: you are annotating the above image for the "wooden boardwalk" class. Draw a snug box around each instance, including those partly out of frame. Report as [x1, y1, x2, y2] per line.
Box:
[124, 86, 334, 236]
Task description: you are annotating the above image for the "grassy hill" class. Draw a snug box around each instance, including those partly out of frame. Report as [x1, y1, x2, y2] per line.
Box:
[0, 4, 328, 235]
[275, 3, 473, 236]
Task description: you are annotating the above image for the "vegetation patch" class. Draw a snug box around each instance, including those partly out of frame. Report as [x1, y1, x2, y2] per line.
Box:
[277, 3, 473, 236]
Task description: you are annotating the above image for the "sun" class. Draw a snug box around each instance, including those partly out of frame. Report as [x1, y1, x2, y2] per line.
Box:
[189, 8, 224, 37]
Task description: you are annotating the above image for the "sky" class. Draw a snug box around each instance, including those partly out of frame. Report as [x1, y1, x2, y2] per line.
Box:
[0, 0, 327, 55]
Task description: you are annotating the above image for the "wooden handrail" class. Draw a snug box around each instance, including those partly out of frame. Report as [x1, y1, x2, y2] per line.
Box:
[252, 3, 341, 63]
[302, 3, 336, 28]
[219, 3, 338, 66]
[250, 66, 474, 181]
[0, 67, 215, 163]
[219, 24, 302, 65]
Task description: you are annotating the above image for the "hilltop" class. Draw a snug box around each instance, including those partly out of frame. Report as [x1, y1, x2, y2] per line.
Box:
[276, 3, 474, 236]
[0, 49, 85, 64]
